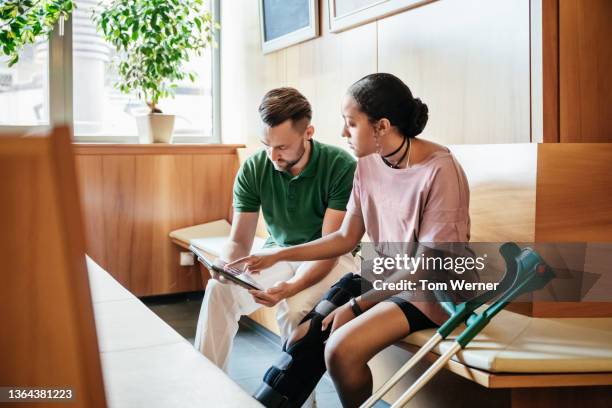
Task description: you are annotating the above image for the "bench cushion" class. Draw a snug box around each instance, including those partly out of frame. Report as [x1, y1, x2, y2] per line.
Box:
[169, 220, 233, 244]
[169, 220, 267, 256]
[86, 256, 262, 407]
[402, 307, 612, 374]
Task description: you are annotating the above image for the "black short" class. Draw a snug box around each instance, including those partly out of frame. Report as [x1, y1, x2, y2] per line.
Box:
[386, 297, 439, 332]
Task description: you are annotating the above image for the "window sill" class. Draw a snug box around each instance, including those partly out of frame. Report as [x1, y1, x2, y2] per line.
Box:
[73, 143, 246, 155]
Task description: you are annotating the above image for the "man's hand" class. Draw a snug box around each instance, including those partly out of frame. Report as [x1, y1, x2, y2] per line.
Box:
[248, 281, 294, 307]
[209, 259, 233, 285]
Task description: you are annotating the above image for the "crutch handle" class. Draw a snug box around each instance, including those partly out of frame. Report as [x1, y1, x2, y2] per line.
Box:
[435, 242, 523, 337]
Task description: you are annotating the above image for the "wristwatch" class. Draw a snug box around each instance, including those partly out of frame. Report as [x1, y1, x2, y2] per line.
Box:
[349, 297, 363, 316]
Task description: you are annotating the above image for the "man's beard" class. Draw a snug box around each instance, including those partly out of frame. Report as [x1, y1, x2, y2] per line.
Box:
[275, 143, 307, 171]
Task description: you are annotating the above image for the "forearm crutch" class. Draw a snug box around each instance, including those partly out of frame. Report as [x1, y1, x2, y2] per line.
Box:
[362, 243, 555, 408]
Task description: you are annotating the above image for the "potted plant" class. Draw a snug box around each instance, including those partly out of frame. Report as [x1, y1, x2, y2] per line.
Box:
[0, 0, 74, 66]
[94, 0, 217, 143]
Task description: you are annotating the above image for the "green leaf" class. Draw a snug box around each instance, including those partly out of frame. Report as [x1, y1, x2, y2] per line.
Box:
[8, 54, 19, 67]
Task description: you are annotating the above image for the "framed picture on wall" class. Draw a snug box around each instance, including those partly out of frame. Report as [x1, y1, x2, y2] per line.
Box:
[328, 0, 436, 33]
[259, 0, 319, 54]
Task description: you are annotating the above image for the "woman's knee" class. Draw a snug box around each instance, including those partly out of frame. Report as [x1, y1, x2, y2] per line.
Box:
[324, 331, 361, 376]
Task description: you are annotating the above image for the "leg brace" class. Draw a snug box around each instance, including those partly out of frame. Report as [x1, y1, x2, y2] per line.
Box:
[253, 273, 372, 408]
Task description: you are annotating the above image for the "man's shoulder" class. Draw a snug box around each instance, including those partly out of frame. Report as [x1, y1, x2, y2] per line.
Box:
[241, 149, 270, 172]
[315, 140, 356, 168]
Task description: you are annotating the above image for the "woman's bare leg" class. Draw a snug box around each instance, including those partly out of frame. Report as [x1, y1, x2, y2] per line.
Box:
[324, 302, 411, 408]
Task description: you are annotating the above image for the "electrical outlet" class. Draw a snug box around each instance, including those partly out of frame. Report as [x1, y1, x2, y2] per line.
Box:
[180, 251, 195, 266]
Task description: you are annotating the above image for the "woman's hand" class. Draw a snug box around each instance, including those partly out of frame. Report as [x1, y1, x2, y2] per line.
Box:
[226, 250, 282, 274]
[321, 303, 357, 334]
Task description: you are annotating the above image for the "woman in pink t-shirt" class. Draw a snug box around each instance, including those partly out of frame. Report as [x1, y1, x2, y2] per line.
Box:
[230, 73, 470, 407]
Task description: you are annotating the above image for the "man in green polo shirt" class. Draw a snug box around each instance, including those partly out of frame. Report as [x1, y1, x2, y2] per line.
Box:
[194, 88, 357, 374]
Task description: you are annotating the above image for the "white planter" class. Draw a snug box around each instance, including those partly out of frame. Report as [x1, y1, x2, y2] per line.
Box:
[136, 113, 176, 143]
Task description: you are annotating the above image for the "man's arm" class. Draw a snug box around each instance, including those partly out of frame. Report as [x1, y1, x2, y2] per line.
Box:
[249, 208, 348, 306]
[219, 211, 259, 263]
[283, 208, 346, 295]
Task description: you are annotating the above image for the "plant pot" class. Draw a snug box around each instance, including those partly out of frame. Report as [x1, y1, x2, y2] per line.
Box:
[136, 113, 176, 143]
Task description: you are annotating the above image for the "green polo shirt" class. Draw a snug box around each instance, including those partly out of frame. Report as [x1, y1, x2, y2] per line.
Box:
[233, 140, 356, 247]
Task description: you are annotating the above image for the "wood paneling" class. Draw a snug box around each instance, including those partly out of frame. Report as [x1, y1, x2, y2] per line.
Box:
[511, 386, 612, 408]
[310, 14, 377, 148]
[542, 0, 560, 143]
[450, 143, 536, 317]
[377, 0, 531, 145]
[222, 0, 532, 149]
[0, 127, 106, 407]
[449, 144, 537, 242]
[536, 144, 612, 241]
[535, 143, 612, 317]
[285, 3, 377, 148]
[449, 143, 612, 318]
[75, 146, 242, 296]
[559, 0, 612, 143]
[73, 144, 245, 155]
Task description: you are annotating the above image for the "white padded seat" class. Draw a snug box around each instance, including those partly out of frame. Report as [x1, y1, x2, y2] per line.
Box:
[170, 219, 267, 257]
[170, 219, 233, 244]
[401, 307, 612, 373]
[86, 256, 262, 408]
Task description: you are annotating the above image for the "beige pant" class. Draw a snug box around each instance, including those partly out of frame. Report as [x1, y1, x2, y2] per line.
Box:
[193, 252, 358, 372]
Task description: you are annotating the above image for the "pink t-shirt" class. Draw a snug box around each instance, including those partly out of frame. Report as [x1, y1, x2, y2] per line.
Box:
[346, 150, 470, 243]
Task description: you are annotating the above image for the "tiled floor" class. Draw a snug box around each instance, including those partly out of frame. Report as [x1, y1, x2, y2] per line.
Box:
[143, 292, 345, 408]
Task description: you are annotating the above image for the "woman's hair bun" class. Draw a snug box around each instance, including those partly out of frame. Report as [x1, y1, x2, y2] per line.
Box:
[348, 73, 429, 138]
[411, 98, 429, 137]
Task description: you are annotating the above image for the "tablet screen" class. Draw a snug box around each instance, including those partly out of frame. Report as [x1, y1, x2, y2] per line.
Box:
[189, 245, 263, 291]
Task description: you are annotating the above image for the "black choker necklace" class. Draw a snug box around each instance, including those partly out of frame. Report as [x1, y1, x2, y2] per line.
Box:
[382, 137, 410, 169]
[383, 136, 406, 158]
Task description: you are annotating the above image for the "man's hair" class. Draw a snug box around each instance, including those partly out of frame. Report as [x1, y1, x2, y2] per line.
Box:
[258, 87, 312, 131]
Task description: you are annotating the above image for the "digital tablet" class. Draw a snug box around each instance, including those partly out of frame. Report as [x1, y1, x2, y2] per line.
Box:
[189, 245, 263, 291]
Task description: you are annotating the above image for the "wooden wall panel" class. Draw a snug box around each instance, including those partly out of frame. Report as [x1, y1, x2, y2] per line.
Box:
[377, 0, 531, 145]
[1, 128, 106, 407]
[102, 156, 136, 289]
[75, 146, 242, 296]
[76, 155, 106, 266]
[535, 143, 612, 317]
[536, 144, 612, 242]
[450, 144, 537, 243]
[542, 0, 560, 143]
[284, 4, 377, 147]
[559, 0, 612, 142]
[222, 0, 531, 149]
[192, 155, 236, 222]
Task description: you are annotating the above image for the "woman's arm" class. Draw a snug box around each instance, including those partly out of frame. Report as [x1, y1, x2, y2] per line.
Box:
[284, 213, 364, 261]
[227, 212, 366, 273]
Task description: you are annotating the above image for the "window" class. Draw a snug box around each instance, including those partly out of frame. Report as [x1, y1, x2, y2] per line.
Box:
[0, 43, 49, 127]
[1, 0, 220, 143]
